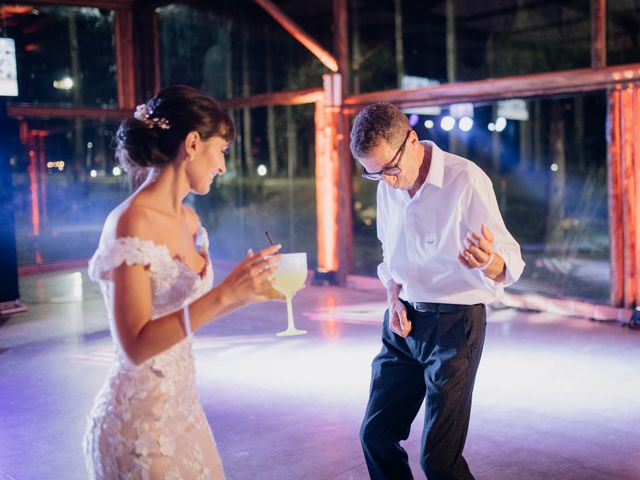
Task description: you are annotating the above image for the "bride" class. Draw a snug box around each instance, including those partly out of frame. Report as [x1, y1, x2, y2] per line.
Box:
[83, 85, 282, 479]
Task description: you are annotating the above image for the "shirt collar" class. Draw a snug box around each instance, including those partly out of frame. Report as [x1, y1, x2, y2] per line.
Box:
[422, 140, 444, 189]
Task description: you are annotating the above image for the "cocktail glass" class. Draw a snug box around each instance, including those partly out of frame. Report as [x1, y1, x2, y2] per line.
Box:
[272, 252, 308, 336]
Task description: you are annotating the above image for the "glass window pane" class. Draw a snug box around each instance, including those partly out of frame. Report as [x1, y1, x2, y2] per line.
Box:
[607, 0, 640, 65]
[352, 92, 610, 304]
[5, 5, 117, 106]
[9, 102, 318, 272]
[194, 104, 318, 267]
[351, 0, 591, 94]
[9, 117, 127, 265]
[157, 3, 324, 99]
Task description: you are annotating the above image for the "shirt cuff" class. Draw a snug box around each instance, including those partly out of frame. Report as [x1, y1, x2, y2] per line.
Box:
[479, 272, 505, 301]
[377, 262, 393, 289]
[493, 244, 526, 287]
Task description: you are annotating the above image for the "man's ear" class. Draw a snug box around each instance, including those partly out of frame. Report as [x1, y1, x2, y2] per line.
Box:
[183, 131, 200, 158]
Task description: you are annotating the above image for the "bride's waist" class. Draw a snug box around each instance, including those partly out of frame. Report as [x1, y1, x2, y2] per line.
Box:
[92, 382, 203, 426]
[101, 370, 199, 407]
[112, 337, 194, 370]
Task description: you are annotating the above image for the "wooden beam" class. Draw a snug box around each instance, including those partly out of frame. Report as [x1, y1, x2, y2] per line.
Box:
[343, 64, 640, 112]
[591, 0, 606, 68]
[219, 87, 324, 109]
[132, 0, 172, 9]
[7, 105, 128, 120]
[115, 8, 137, 109]
[16, 0, 132, 8]
[254, 0, 338, 72]
[7, 89, 324, 119]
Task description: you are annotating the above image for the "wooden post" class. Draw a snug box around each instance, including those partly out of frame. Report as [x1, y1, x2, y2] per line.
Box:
[133, 3, 161, 99]
[315, 95, 336, 276]
[314, 73, 353, 284]
[333, 0, 349, 98]
[336, 107, 353, 284]
[635, 89, 640, 306]
[607, 88, 624, 307]
[394, 0, 404, 88]
[115, 7, 136, 109]
[591, 0, 606, 68]
[607, 84, 640, 308]
[620, 85, 638, 307]
[314, 74, 340, 281]
[332, 0, 353, 283]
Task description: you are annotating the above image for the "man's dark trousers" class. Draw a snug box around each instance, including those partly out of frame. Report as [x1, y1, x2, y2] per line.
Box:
[360, 302, 486, 480]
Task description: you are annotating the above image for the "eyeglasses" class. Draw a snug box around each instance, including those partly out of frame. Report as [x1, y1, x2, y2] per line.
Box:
[361, 130, 411, 181]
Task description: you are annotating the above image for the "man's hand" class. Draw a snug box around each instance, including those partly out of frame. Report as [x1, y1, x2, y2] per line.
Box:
[386, 281, 411, 337]
[389, 299, 412, 337]
[459, 224, 506, 282]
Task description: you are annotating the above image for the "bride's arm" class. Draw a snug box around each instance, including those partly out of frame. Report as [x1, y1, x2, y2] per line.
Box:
[111, 245, 280, 365]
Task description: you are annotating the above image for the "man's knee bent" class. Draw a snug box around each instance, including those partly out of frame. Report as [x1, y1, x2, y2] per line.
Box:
[359, 419, 374, 449]
[360, 417, 387, 451]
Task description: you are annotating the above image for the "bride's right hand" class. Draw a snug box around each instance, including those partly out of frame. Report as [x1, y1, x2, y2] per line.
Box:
[220, 244, 282, 306]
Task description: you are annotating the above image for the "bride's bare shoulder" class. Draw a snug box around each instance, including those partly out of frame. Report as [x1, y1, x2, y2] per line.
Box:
[101, 200, 155, 243]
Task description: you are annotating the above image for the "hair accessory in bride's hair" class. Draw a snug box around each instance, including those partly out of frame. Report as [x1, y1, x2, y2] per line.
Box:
[133, 101, 171, 130]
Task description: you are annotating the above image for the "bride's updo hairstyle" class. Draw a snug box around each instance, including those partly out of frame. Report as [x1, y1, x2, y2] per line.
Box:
[115, 85, 235, 185]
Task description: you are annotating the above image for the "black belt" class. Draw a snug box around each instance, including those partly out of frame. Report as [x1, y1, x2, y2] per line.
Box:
[403, 300, 475, 314]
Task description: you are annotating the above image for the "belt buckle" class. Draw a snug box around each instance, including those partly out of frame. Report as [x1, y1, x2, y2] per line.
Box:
[412, 302, 431, 313]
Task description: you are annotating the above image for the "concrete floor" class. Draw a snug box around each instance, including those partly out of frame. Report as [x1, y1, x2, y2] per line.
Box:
[1, 267, 639, 480]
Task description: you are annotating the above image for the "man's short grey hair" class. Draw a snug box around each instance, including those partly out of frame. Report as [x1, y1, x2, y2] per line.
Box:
[350, 102, 410, 159]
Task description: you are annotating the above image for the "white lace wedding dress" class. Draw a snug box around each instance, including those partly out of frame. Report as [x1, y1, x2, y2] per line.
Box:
[83, 225, 225, 480]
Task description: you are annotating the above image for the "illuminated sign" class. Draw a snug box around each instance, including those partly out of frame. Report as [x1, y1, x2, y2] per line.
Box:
[0, 38, 18, 97]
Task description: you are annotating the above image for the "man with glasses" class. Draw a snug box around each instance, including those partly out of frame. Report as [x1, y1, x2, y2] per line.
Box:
[351, 102, 524, 480]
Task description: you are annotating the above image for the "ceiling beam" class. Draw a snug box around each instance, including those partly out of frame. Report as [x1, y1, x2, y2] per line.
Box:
[219, 87, 324, 109]
[6, 105, 129, 120]
[343, 64, 640, 111]
[254, 0, 338, 72]
[12, 0, 133, 9]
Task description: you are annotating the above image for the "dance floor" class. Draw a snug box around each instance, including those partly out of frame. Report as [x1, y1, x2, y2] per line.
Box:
[1, 267, 639, 480]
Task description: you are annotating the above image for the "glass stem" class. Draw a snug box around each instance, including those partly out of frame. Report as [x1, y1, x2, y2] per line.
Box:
[285, 294, 295, 330]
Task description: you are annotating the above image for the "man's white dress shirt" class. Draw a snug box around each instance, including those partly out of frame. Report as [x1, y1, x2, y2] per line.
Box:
[377, 141, 525, 305]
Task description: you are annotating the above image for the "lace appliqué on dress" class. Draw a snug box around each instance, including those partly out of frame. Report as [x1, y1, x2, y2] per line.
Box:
[88, 237, 180, 295]
[83, 227, 224, 480]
